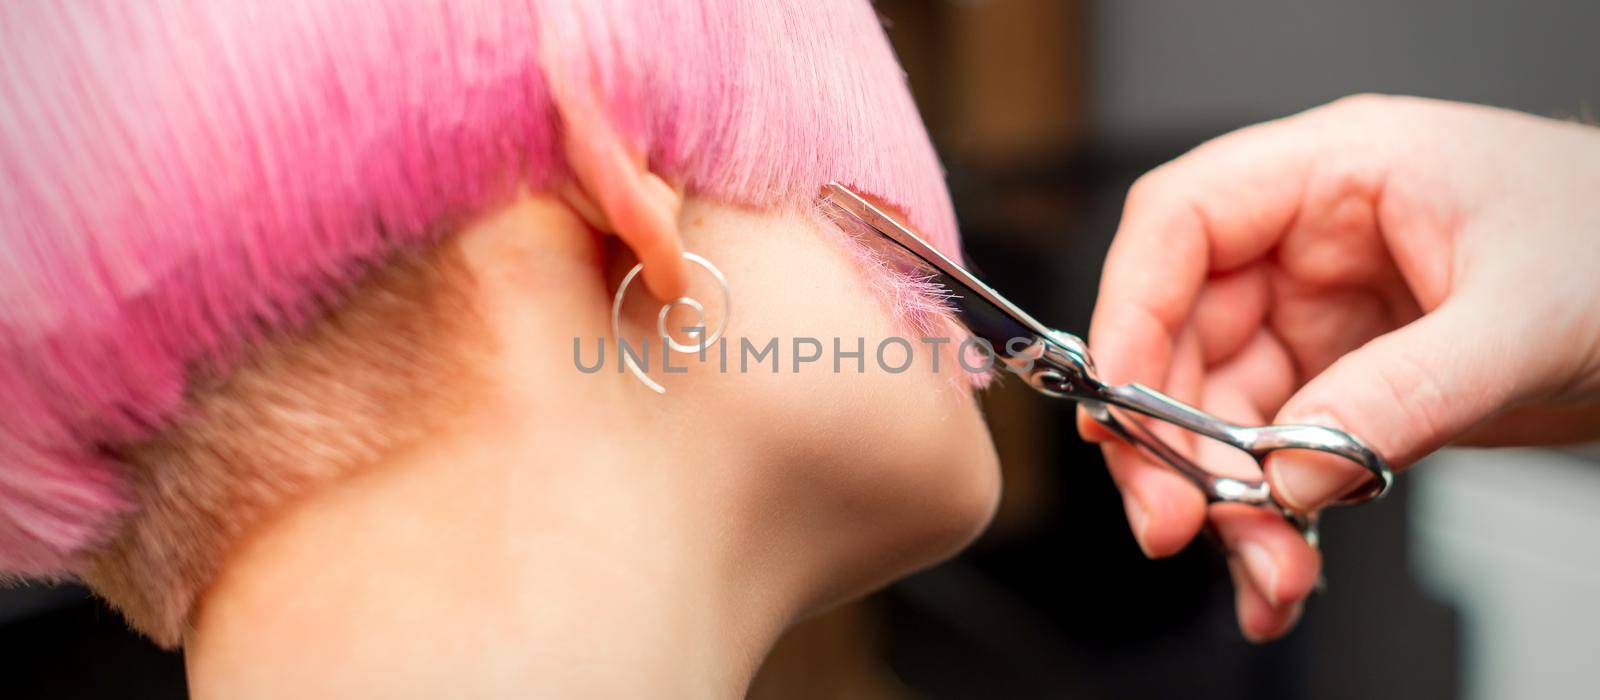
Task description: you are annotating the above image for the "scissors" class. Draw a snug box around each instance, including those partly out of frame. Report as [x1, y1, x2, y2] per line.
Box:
[819, 182, 1393, 547]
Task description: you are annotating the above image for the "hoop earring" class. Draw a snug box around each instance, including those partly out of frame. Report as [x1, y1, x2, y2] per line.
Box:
[610, 252, 731, 393]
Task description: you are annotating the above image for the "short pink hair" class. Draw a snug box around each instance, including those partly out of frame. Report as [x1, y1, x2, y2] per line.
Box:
[0, 1, 956, 575]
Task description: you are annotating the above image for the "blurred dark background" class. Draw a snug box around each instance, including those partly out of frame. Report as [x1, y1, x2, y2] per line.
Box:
[6, 1, 1600, 697]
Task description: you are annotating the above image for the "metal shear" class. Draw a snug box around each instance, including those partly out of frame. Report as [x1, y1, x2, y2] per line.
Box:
[819, 182, 1393, 546]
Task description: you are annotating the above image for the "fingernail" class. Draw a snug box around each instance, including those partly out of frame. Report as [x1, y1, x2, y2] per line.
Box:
[1285, 599, 1305, 631]
[1269, 414, 1378, 510]
[1242, 624, 1268, 644]
[1236, 541, 1280, 606]
[1270, 452, 1368, 511]
[1123, 494, 1152, 557]
[1228, 556, 1269, 644]
[1242, 599, 1305, 644]
[1077, 410, 1105, 444]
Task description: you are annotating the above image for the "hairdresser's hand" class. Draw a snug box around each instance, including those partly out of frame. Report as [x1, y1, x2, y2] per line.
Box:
[1081, 95, 1600, 641]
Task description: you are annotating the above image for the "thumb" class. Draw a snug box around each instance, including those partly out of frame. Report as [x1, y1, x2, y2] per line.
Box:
[1265, 298, 1530, 511]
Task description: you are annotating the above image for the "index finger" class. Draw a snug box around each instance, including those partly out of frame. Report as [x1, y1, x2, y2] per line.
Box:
[1087, 117, 1318, 397]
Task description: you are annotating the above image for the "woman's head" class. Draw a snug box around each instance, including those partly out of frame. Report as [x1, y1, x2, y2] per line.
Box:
[1, 0, 998, 645]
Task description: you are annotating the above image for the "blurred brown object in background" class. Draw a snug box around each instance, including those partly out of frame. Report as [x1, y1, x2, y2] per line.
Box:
[979, 376, 1057, 539]
[747, 601, 914, 700]
[947, 0, 1084, 166]
[880, 0, 1086, 170]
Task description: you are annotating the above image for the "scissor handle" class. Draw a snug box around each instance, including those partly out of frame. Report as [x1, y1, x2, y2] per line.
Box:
[1086, 381, 1393, 511]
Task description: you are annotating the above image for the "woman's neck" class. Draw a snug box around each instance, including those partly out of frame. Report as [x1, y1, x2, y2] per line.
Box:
[185, 401, 796, 698]
[185, 197, 804, 698]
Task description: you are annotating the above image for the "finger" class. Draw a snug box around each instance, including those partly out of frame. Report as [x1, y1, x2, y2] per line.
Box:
[1090, 266, 1280, 442]
[1204, 329, 1298, 419]
[1213, 503, 1322, 609]
[1226, 554, 1306, 643]
[1191, 264, 1271, 367]
[1103, 330, 1209, 557]
[1268, 271, 1410, 381]
[1268, 294, 1539, 510]
[1077, 406, 1114, 444]
[1103, 440, 1208, 558]
[1193, 364, 1271, 481]
[1089, 118, 1314, 395]
[1082, 265, 1276, 442]
[1084, 123, 1307, 444]
[1198, 377, 1323, 610]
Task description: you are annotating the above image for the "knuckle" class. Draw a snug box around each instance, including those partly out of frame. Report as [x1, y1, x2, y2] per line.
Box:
[1125, 167, 1173, 211]
[1327, 92, 1395, 115]
[1313, 94, 1409, 136]
[1124, 173, 1157, 209]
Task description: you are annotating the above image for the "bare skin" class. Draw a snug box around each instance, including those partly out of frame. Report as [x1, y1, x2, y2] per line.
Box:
[185, 192, 1001, 698]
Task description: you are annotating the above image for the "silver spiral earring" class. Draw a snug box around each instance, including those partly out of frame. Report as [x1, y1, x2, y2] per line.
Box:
[610, 252, 731, 393]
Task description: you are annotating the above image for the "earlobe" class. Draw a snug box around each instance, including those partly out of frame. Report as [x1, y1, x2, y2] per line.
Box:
[554, 96, 688, 302]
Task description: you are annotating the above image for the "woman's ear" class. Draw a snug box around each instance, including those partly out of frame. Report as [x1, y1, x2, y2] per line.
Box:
[554, 95, 688, 301]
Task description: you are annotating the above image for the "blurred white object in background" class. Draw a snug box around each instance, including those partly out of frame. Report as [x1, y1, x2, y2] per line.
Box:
[1412, 446, 1600, 700]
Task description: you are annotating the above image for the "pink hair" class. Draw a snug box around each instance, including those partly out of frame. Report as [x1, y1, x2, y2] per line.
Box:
[0, 1, 957, 575]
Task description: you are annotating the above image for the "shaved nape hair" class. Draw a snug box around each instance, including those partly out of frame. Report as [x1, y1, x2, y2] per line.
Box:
[0, 0, 956, 645]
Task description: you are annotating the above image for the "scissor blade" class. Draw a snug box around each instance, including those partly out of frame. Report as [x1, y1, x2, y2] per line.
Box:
[818, 183, 1054, 349]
